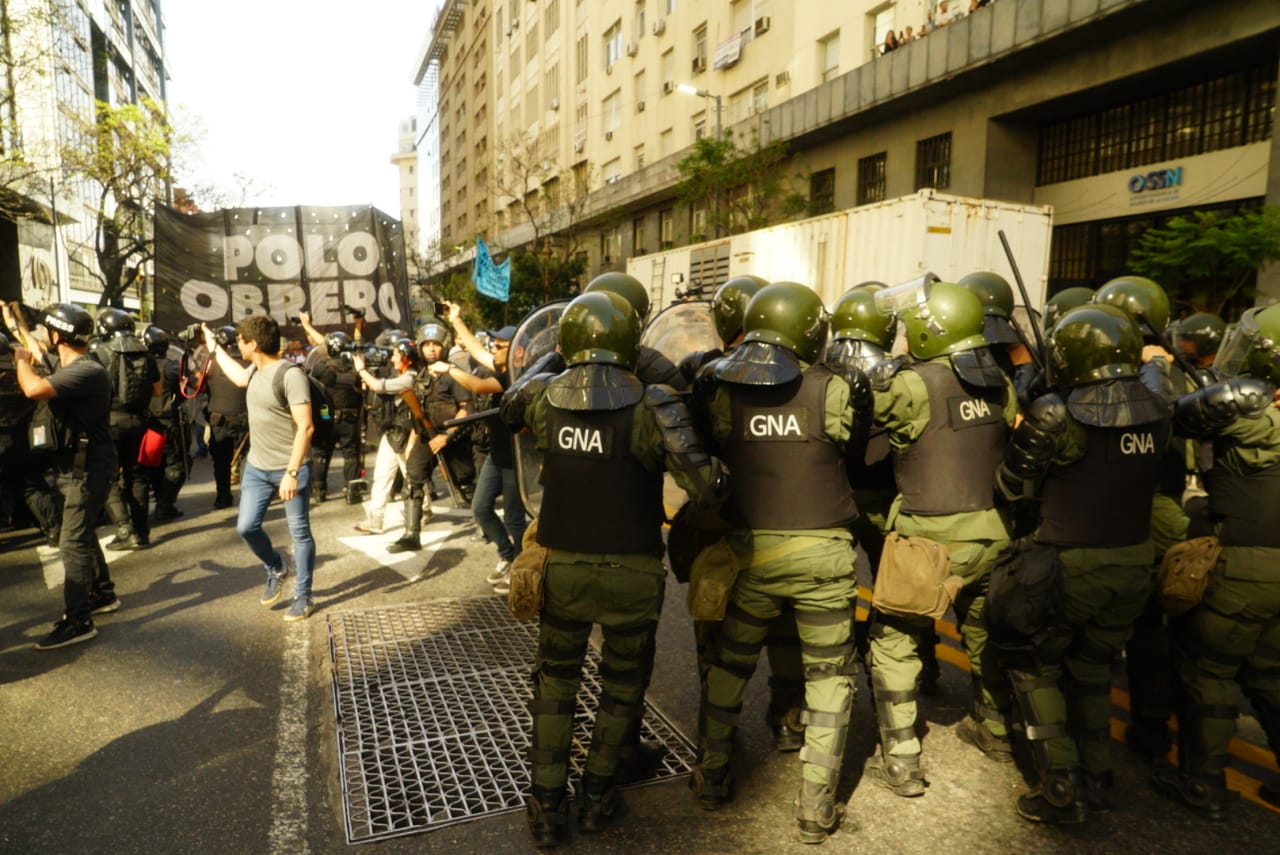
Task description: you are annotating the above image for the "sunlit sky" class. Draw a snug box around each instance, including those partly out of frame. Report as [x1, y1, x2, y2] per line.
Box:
[163, 1, 436, 215]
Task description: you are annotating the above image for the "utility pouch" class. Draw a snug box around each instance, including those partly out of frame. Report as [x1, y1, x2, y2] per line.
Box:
[507, 519, 551, 622]
[1159, 536, 1223, 616]
[687, 538, 741, 620]
[872, 532, 959, 620]
[985, 539, 1064, 650]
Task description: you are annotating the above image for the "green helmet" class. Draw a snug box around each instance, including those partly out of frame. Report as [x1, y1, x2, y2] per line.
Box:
[711, 274, 767, 345]
[1171, 312, 1227, 360]
[1043, 287, 1095, 331]
[1048, 304, 1143, 387]
[901, 281, 987, 359]
[558, 291, 641, 369]
[584, 272, 650, 322]
[831, 284, 895, 348]
[1214, 303, 1280, 385]
[741, 281, 829, 363]
[958, 271, 1020, 344]
[1093, 275, 1170, 338]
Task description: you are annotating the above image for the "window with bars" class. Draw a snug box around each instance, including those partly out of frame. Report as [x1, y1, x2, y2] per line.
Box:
[915, 134, 951, 190]
[857, 152, 886, 205]
[1037, 60, 1277, 185]
[810, 168, 836, 215]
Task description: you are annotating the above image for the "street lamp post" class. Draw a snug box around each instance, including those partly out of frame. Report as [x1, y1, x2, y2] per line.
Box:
[677, 84, 723, 239]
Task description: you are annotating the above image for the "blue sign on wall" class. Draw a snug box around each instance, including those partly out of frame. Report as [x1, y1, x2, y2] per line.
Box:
[1128, 167, 1182, 193]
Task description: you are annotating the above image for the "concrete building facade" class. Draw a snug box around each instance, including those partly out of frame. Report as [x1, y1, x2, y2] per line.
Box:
[1, 0, 167, 307]
[412, 0, 1280, 308]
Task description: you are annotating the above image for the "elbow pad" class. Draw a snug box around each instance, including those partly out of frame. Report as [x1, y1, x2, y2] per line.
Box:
[644, 384, 709, 471]
[1176, 376, 1277, 437]
[1139, 358, 1175, 403]
[868, 357, 903, 393]
[1005, 393, 1068, 481]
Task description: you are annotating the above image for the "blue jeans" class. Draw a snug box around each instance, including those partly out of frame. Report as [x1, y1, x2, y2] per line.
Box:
[236, 461, 316, 600]
[471, 457, 527, 562]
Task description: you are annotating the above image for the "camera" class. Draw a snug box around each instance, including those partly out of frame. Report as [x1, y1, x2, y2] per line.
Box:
[176, 323, 204, 344]
[341, 304, 367, 320]
[339, 343, 389, 368]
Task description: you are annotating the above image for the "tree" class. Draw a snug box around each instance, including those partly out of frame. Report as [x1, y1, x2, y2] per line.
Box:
[1128, 206, 1280, 315]
[0, 0, 67, 222]
[674, 127, 805, 241]
[493, 131, 592, 306]
[59, 97, 180, 306]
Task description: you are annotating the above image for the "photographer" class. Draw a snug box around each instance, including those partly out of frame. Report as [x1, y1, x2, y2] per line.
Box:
[302, 312, 363, 503]
[2, 304, 63, 545]
[350, 336, 419, 535]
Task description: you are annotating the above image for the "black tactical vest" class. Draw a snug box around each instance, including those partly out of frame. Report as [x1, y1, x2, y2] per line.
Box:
[893, 361, 1007, 515]
[206, 363, 248, 417]
[1039, 421, 1170, 548]
[537, 404, 664, 554]
[1205, 462, 1280, 547]
[721, 364, 859, 530]
[320, 357, 362, 411]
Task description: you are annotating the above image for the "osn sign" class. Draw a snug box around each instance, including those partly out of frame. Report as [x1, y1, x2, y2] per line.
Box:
[1128, 167, 1183, 193]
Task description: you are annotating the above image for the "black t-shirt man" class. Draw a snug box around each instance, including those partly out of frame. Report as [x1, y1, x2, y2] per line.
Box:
[47, 354, 117, 478]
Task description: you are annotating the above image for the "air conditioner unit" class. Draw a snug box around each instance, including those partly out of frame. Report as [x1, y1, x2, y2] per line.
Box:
[574, 140, 584, 153]
[550, 97, 559, 111]
[605, 130, 614, 141]
[652, 19, 666, 35]
[776, 70, 791, 86]
[626, 42, 638, 57]
[754, 16, 771, 36]
[637, 100, 646, 113]
[692, 57, 706, 74]
[662, 80, 674, 94]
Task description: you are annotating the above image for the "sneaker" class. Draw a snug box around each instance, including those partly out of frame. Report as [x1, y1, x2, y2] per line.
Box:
[486, 559, 513, 584]
[260, 554, 291, 606]
[492, 577, 511, 596]
[88, 591, 121, 615]
[283, 597, 314, 622]
[105, 534, 148, 551]
[36, 617, 97, 650]
[353, 519, 384, 534]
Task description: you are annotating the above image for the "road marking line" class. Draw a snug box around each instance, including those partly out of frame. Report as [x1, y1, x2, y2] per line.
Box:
[268, 619, 311, 853]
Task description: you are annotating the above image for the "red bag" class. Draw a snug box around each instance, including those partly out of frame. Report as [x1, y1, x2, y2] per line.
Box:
[137, 428, 166, 467]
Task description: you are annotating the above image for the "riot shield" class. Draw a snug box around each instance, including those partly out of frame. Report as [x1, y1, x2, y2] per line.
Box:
[639, 300, 721, 522]
[509, 300, 570, 518]
[639, 299, 720, 369]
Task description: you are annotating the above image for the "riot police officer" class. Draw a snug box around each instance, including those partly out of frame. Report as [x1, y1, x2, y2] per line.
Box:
[995, 303, 1174, 822]
[585, 272, 687, 388]
[142, 325, 187, 521]
[958, 271, 1041, 408]
[206, 325, 250, 509]
[692, 281, 869, 843]
[310, 331, 363, 503]
[868, 281, 1016, 795]
[501, 291, 723, 846]
[1152, 302, 1280, 818]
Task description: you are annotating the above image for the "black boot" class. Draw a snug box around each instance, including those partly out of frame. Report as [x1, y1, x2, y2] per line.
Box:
[1017, 770, 1085, 825]
[865, 748, 926, 797]
[578, 773, 622, 833]
[1150, 768, 1231, 821]
[955, 714, 1014, 763]
[526, 785, 569, 848]
[387, 495, 422, 553]
[689, 763, 733, 811]
[794, 779, 846, 844]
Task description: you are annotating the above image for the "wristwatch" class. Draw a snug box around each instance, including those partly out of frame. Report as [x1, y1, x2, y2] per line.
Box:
[286, 468, 299, 478]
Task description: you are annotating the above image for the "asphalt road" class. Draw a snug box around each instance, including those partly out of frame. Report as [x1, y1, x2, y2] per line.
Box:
[1, 459, 1278, 854]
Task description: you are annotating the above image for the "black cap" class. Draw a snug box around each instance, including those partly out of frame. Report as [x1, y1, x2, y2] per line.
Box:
[487, 325, 517, 341]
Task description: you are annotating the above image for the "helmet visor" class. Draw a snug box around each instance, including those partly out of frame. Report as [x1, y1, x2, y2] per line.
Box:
[873, 273, 938, 317]
[1212, 313, 1259, 378]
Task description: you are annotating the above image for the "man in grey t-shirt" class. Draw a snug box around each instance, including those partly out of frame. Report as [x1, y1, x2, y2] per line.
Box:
[203, 315, 317, 621]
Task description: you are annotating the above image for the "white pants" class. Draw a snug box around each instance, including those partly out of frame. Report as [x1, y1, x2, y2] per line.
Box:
[367, 434, 408, 521]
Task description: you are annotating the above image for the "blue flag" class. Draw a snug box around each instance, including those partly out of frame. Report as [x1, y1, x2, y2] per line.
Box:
[472, 236, 511, 302]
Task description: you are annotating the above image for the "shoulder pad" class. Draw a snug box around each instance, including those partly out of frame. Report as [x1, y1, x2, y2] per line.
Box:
[546, 364, 644, 411]
[1227, 376, 1277, 419]
[643, 383, 682, 410]
[869, 357, 904, 392]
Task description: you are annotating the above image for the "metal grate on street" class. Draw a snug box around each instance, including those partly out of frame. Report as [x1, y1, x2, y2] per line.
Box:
[327, 596, 697, 844]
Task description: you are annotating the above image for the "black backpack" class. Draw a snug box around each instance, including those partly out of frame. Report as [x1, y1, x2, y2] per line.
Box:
[272, 363, 335, 450]
[102, 336, 153, 414]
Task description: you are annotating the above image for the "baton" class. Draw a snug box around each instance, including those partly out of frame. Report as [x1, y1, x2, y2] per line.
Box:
[443, 407, 498, 428]
[998, 229, 1049, 382]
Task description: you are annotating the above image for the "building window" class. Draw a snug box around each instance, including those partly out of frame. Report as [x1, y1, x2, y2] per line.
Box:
[1036, 59, 1277, 185]
[659, 207, 674, 248]
[694, 117, 707, 140]
[603, 157, 621, 184]
[915, 133, 951, 190]
[634, 144, 646, 170]
[603, 90, 621, 133]
[857, 152, 886, 205]
[810, 167, 836, 215]
[604, 21, 623, 70]
[545, 0, 560, 35]
[693, 23, 707, 74]
[751, 79, 768, 116]
[819, 31, 840, 83]
[601, 223, 622, 262]
[576, 35, 589, 83]
[633, 216, 648, 255]
[633, 1, 646, 42]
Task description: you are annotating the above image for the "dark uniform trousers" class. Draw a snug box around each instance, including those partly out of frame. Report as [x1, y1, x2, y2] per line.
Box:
[208, 412, 249, 504]
[315, 408, 362, 495]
